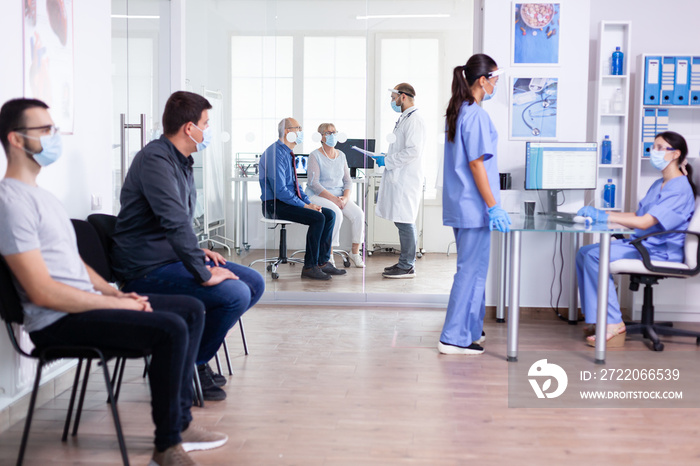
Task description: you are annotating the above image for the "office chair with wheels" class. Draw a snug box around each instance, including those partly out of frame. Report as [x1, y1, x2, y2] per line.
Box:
[250, 217, 305, 279]
[610, 203, 700, 351]
[0, 255, 143, 466]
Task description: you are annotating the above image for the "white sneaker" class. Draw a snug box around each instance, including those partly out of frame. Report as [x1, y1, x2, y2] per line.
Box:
[349, 253, 365, 268]
[437, 341, 484, 355]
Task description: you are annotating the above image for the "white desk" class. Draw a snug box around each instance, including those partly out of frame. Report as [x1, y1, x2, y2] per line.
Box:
[498, 214, 631, 364]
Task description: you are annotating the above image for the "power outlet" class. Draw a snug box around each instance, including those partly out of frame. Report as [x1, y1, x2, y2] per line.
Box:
[91, 193, 102, 211]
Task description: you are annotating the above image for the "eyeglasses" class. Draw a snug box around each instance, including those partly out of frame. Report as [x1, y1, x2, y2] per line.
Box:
[651, 145, 675, 151]
[13, 125, 59, 136]
[322, 131, 338, 137]
[287, 126, 302, 131]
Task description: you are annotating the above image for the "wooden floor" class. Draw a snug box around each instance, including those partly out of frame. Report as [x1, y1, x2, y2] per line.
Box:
[2, 306, 700, 465]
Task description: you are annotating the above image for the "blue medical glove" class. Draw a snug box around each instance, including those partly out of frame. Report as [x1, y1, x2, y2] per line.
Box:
[488, 203, 512, 232]
[577, 206, 608, 223]
[373, 155, 385, 167]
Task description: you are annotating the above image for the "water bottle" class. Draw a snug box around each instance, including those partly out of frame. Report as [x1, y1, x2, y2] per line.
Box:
[601, 135, 612, 164]
[612, 88, 624, 113]
[603, 179, 616, 209]
[611, 46, 624, 75]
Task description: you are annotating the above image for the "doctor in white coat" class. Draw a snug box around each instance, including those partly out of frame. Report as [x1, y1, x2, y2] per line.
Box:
[374, 83, 426, 279]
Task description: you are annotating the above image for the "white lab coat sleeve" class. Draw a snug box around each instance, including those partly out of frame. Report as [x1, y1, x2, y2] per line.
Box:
[385, 117, 425, 170]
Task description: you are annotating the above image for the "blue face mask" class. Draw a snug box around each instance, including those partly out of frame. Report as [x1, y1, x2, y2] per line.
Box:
[190, 124, 212, 152]
[482, 80, 498, 101]
[391, 100, 402, 113]
[324, 133, 337, 147]
[20, 132, 63, 166]
[650, 149, 672, 171]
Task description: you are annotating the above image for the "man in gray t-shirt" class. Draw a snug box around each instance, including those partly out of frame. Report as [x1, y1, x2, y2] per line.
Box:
[0, 98, 227, 464]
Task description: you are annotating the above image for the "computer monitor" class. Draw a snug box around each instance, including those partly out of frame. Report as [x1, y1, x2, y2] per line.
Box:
[336, 139, 376, 177]
[525, 142, 598, 216]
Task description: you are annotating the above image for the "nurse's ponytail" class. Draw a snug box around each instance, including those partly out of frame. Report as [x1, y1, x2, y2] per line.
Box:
[446, 53, 498, 143]
[658, 131, 697, 197]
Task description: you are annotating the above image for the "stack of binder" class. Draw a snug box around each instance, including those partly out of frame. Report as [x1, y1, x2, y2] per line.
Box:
[644, 55, 699, 106]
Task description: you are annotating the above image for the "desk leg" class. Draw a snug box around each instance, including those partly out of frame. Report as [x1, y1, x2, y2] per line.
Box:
[242, 183, 249, 250]
[233, 180, 241, 253]
[568, 233, 579, 324]
[497, 232, 508, 323]
[594, 233, 610, 364]
[507, 231, 522, 362]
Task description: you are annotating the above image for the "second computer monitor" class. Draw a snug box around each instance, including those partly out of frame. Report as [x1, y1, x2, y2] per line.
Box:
[336, 138, 376, 177]
[525, 142, 598, 190]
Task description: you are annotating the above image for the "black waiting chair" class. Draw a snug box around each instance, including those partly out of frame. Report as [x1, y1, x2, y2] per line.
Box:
[0, 254, 143, 466]
[86, 214, 248, 385]
[610, 202, 700, 351]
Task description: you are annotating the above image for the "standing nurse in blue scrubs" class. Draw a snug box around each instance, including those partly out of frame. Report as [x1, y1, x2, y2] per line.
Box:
[438, 54, 511, 355]
[576, 131, 696, 348]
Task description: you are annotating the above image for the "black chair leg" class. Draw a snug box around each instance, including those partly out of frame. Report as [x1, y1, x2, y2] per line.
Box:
[222, 339, 234, 375]
[72, 359, 93, 437]
[214, 353, 223, 375]
[142, 355, 151, 378]
[193, 364, 204, 408]
[113, 357, 127, 403]
[99, 353, 130, 466]
[239, 318, 249, 356]
[17, 359, 45, 466]
[62, 358, 84, 441]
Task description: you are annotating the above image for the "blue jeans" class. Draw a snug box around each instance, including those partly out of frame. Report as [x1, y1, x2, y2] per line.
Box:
[263, 200, 334, 268]
[394, 222, 417, 269]
[123, 261, 265, 365]
[30, 295, 204, 451]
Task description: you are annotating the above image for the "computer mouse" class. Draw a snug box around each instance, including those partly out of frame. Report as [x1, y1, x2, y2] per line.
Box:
[573, 216, 593, 224]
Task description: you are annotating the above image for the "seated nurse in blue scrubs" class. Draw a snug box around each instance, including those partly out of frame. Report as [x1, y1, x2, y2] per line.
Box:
[576, 131, 697, 348]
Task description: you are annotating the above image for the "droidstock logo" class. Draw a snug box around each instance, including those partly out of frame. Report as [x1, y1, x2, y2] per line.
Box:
[528, 359, 568, 399]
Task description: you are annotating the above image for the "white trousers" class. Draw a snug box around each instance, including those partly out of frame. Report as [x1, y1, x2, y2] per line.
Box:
[309, 195, 365, 247]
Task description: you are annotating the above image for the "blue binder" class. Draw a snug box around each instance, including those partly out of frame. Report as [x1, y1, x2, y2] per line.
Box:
[656, 108, 669, 133]
[643, 56, 662, 105]
[691, 57, 700, 105]
[642, 108, 656, 157]
[672, 57, 691, 105]
[661, 57, 676, 104]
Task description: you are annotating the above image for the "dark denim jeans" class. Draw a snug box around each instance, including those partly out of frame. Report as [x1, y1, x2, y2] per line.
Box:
[30, 295, 204, 451]
[122, 261, 264, 365]
[263, 199, 334, 268]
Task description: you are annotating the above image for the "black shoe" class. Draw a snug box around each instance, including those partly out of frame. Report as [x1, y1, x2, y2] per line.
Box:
[384, 263, 400, 272]
[301, 265, 331, 280]
[198, 363, 226, 387]
[320, 262, 347, 275]
[197, 364, 227, 401]
[382, 266, 415, 279]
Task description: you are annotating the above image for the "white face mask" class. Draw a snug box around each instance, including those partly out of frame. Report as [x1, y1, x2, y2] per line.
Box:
[189, 124, 212, 152]
[649, 149, 672, 171]
[482, 80, 498, 101]
[20, 132, 63, 166]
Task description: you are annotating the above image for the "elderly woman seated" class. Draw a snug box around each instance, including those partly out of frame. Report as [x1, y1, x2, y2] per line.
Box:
[305, 123, 365, 267]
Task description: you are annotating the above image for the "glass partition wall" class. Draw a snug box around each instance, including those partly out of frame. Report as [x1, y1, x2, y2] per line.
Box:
[184, 0, 474, 303]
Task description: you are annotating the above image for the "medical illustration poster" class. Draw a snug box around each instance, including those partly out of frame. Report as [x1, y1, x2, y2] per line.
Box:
[23, 0, 74, 133]
[512, 3, 560, 65]
[510, 77, 558, 140]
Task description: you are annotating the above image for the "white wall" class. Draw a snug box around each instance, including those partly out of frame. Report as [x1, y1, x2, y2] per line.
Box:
[588, 0, 700, 321]
[481, 0, 592, 308]
[0, 1, 113, 407]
